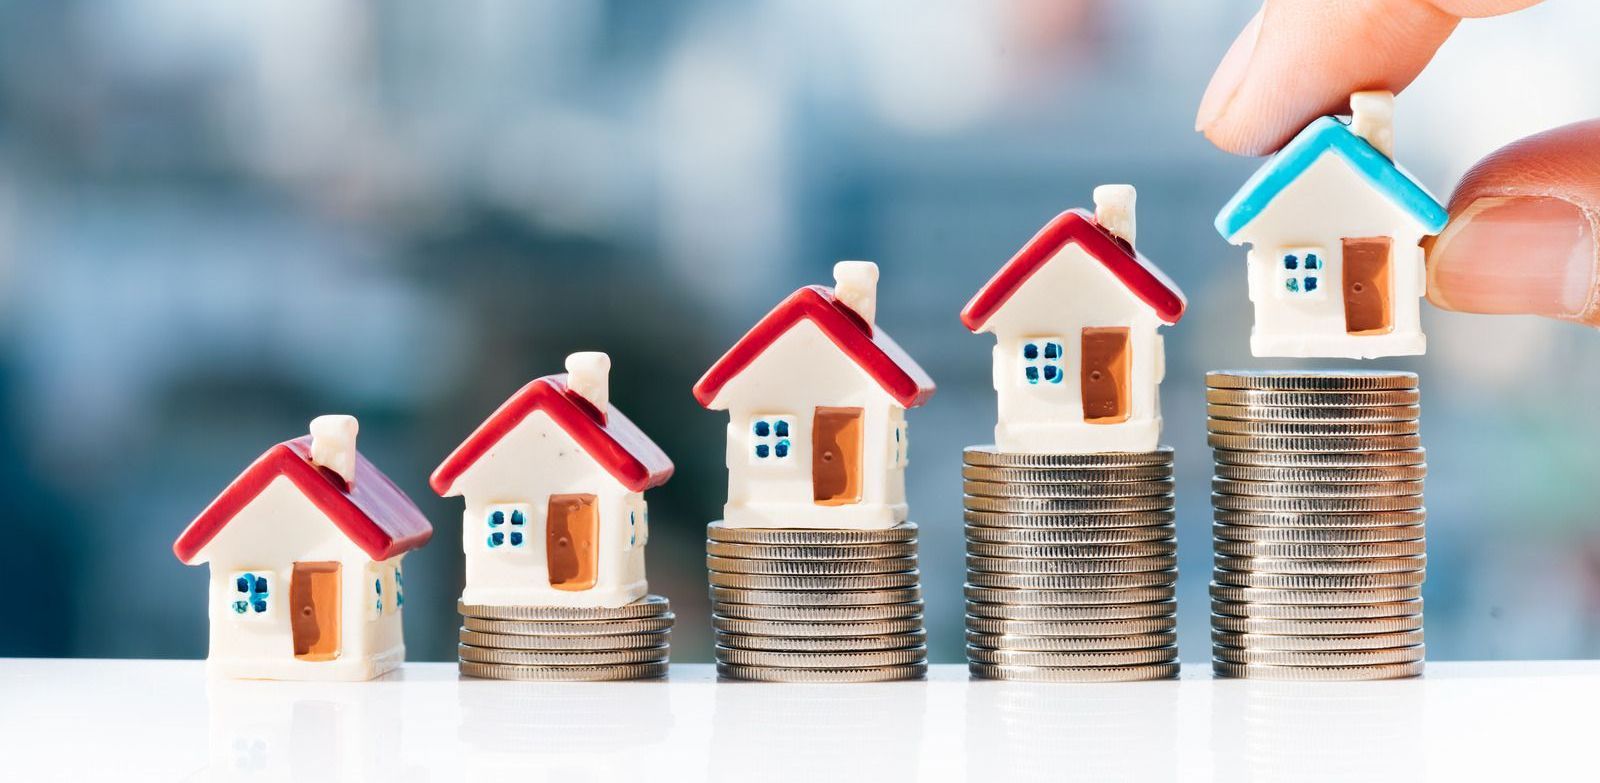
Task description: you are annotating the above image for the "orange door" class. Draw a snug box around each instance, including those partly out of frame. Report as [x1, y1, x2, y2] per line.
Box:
[547, 494, 600, 591]
[1342, 237, 1394, 335]
[290, 562, 341, 661]
[812, 407, 864, 505]
[1081, 327, 1132, 424]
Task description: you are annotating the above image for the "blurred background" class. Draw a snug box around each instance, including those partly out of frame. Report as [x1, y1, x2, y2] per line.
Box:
[2, 0, 1598, 665]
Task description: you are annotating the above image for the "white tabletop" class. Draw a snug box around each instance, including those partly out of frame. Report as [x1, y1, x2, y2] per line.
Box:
[3, 659, 1596, 781]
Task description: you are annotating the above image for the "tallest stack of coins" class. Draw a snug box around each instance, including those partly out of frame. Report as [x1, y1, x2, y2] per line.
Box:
[1206, 370, 1426, 681]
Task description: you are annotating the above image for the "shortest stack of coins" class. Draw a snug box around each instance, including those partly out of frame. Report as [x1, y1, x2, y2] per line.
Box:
[457, 596, 674, 681]
[707, 521, 928, 682]
[1207, 370, 1425, 681]
[963, 446, 1179, 682]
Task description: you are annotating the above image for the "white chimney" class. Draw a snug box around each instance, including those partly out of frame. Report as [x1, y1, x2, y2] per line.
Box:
[309, 414, 358, 486]
[565, 351, 611, 412]
[833, 260, 879, 328]
[1093, 184, 1137, 246]
[1349, 90, 1395, 158]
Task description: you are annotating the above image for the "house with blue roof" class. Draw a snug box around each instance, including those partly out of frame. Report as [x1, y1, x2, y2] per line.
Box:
[1215, 91, 1448, 359]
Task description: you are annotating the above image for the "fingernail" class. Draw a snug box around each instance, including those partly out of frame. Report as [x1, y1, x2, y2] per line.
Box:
[1427, 196, 1598, 318]
[1196, 9, 1263, 132]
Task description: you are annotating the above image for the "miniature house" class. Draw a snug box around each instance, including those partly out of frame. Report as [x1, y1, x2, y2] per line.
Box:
[962, 185, 1187, 454]
[693, 261, 935, 529]
[173, 415, 433, 681]
[1215, 91, 1448, 358]
[431, 352, 674, 608]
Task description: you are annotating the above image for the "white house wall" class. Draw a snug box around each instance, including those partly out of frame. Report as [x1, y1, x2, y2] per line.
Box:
[446, 409, 647, 608]
[1233, 153, 1431, 358]
[708, 319, 906, 529]
[979, 243, 1167, 453]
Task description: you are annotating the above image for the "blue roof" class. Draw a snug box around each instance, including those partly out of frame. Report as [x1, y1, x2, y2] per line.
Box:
[1215, 116, 1448, 241]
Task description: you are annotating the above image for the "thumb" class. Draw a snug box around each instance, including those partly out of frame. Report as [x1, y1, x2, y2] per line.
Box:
[1426, 119, 1600, 324]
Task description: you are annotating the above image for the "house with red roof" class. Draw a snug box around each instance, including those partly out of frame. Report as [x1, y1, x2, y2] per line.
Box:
[694, 261, 935, 529]
[432, 352, 674, 608]
[962, 185, 1186, 454]
[173, 415, 433, 681]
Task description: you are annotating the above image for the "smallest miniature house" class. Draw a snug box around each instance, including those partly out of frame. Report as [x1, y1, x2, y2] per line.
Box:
[431, 352, 674, 609]
[962, 186, 1187, 454]
[173, 416, 433, 681]
[1215, 91, 1448, 359]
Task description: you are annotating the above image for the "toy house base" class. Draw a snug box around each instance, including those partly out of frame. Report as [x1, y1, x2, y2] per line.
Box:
[995, 418, 1162, 455]
[206, 643, 406, 682]
[722, 502, 908, 530]
[460, 581, 648, 610]
[1250, 330, 1425, 360]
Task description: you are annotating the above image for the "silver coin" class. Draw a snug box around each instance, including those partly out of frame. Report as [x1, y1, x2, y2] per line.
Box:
[965, 510, 1176, 529]
[711, 615, 924, 638]
[1212, 569, 1425, 589]
[966, 524, 1176, 545]
[965, 584, 1177, 606]
[1212, 493, 1423, 513]
[968, 570, 1178, 591]
[967, 554, 1177, 575]
[712, 601, 925, 622]
[1212, 523, 1424, 544]
[1212, 659, 1423, 681]
[1215, 509, 1428, 528]
[1212, 478, 1425, 498]
[1209, 584, 1422, 604]
[462, 615, 675, 636]
[1211, 614, 1423, 635]
[1205, 370, 1418, 392]
[1211, 598, 1422, 619]
[963, 479, 1175, 499]
[964, 615, 1177, 637]
[966, 599, 1177, 621]
[966, 631, 1177, 652]
[1214, 448, 1427, 468]
[969, 662, 1179, 682]
[716, 630, 927, 652]
[457, 595, 670, 621]
[704, 541, 917, 560]
[707, 571, 921, 591]
[1214, 464, 1429, 483]
[1208, 419, 1420, 437]
[966, 645, 1178, 667]
[1208, 403, 1420, 422]
[963, 446, 1174, 468]
[966, 541, 1176, 559]
[961, 464, 1174, 484]
[716, 662, 927, 683]
[965, 494, 1176, 515]
[459, 660, 669, 682]
[1212, 629, 1425, 651]
[1214, 540, 1427, 558]
[1212, 645, 1424, 666]
[459, 629, 670, 650]
[1208, 433, 1423, 452]
[706, 521, 918, 545]
[710, 586, 921, 606]
[1214, 555, 1426, 575]
[1205, 388, 1421, 407]
[705, 555, 918, 576]
[716, 645, 928, 669]
[458, 644, 670, 666]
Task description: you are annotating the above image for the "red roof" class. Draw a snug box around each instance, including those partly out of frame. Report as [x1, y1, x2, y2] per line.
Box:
[961, 209, 1187, 331]
[693, 285, 936, 409]
[174, 437, 434, 564]
[431, 375, 674, 496]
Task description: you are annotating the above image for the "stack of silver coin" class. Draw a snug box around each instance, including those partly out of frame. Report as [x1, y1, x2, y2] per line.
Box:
[456, 596, 674, 681]
[963, 446, 1180, 682]
[1207, 370, 1426, 681]
[707, 521, 928, 682]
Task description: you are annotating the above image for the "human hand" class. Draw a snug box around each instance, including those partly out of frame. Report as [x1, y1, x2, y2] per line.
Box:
[1196, 0, 1600, 325]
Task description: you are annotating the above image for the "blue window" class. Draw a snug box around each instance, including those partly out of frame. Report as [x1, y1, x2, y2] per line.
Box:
[1280, 248, 1326, 298]
[393, 566, 404, 609]
[1021, 339, 1065, 385]
[751, 416, 795, 463]
[487, 506, 529, 549]
[232, 572, 270, 615]
[373, 576, 383, 615]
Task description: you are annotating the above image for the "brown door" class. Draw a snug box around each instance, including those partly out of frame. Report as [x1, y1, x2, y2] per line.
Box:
[290, 562, 341, 661]
[812, 407, 864, 505]
[547, 494, 600, 591]
[1342, 237, 1394, 335]
[1081, 327, 1132, 424]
